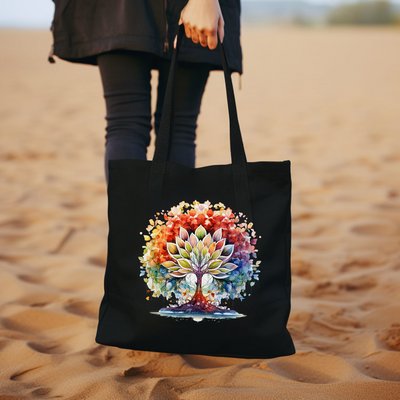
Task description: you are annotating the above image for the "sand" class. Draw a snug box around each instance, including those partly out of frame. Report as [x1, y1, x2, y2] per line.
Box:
[0, 25, 400, 399]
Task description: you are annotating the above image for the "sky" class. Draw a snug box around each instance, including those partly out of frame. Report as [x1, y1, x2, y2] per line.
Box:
[0, 0, 399, 29]
[0, 0, 55, 29]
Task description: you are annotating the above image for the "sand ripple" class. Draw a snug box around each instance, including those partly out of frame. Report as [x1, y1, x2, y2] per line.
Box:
[1, 27, 399, 398]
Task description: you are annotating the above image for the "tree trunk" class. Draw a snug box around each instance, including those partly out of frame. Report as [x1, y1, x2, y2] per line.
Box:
[160, 274, 236, 314]
[187, 274, 208, 307]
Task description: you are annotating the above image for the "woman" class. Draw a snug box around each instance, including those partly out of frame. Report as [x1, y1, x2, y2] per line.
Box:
[49, 0, 242, 184]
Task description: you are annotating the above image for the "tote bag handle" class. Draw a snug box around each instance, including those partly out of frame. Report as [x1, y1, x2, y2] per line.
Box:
[149, 24, 253, 221]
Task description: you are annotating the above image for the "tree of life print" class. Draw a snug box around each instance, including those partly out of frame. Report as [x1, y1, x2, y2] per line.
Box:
[139, 200, 261, 322]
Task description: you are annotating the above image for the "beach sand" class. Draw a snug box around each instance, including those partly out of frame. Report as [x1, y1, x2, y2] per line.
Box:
[0, 26, 399, 399]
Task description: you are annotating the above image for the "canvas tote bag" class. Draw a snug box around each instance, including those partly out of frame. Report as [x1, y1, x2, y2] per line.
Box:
[95, 24, 295, 359]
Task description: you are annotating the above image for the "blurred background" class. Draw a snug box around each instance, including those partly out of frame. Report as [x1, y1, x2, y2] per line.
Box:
[0, 1, 399, 398]
[1, 0, 400, 28]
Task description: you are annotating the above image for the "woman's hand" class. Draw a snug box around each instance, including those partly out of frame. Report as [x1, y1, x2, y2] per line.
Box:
[174, 0, 224, 50]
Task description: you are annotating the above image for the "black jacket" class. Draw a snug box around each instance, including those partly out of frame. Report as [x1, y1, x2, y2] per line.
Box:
[50, 0, 242, 74]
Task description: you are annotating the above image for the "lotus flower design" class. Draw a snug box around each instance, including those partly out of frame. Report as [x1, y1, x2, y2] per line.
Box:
[162, 225, 238, 280]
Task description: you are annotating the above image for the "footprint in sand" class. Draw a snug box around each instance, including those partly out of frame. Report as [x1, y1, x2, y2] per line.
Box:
[182, 354, 244, 369]
[298, 239, 340, 252]
[27, 341, 67, 354]
[0, 218, 32, 229]
[10, 366, 42, 381]
[268, 352, 356, 384]
[340, 256, 388, 272]
[125, 349, 173, 364]
[85, 345, 151, 368]
[31, 387, 53, 396]
[358, 351, 400, 382]
[291, 259, 331, 279]
[306, 276, 377, 297]
[378, 324, 400, 351]
[351, 223, 400, 237]
[17, 274, 43, 285]
[287, 311, 313, 340]
[15, 293, 59, 308]
[123, 356, 188, 378]
[60, 201, 86, 209]
[88, 249, 107, 268]
[337, 276, 378, 291]
[64, 300, 99, 319]
[291, 259, 312, 277]
[85, 346, 115, 367]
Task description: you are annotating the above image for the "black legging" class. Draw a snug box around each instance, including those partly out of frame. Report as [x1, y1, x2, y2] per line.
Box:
[97, 50, 211, 184]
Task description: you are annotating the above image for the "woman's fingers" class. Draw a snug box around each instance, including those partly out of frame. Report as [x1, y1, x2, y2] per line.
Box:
[175, 25, 216, 49]
[206, 29, 218, 50]
[199, 31, 209, 48]
[191, 28, 200, 44]
[175, 22, 222, 50]
[184, 23, 192, 39]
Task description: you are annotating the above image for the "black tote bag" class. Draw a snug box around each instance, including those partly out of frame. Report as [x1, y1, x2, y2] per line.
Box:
[95, 24, 295, 359]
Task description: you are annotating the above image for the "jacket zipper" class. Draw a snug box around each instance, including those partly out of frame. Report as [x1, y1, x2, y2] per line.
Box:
[164, 0, 169, 52]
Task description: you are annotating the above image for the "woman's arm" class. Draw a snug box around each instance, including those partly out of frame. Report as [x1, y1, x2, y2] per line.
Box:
[174, 0, 224, 50]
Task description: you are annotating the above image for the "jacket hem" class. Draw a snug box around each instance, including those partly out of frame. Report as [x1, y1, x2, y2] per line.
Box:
[53, 35, 243, 74]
